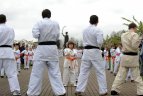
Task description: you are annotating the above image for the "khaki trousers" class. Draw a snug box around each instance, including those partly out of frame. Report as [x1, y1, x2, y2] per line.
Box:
[112, 66, 143, 95]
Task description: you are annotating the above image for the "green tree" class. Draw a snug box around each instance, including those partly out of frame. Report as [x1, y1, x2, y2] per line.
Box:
[103, 30, 125, 48]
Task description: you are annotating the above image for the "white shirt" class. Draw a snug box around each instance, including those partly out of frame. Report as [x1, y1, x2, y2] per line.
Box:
[28, 50, 33, 60]
[82, 25, 103, 60]
[14, 49, 21, 63]
[110, 48, 116, 57]
[64, 48, 77, 56]
[76, 49, 83, 59]
[115, 47, 122, 61]
[32, 18, 60, 61]
[21, 50, 29, 58]
[0, 23, 15, 59]
[83, 25, 103, 47]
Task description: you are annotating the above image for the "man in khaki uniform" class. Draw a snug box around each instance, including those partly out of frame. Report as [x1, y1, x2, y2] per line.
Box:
[111, 23, 143, 96]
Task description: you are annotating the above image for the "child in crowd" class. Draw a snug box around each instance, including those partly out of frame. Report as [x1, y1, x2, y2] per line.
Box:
[63, 41, 78, 87]
[21, 46, 29, 69]
[110, 46, 116, 73]
[113, 44, 122, 76]
[28, 47, 34, 66]
[14, 43, 21, 73]
[104, 47, 110, 70]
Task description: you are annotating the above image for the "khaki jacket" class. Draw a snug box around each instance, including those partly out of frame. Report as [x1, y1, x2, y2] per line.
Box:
[120, 31, 140, 67]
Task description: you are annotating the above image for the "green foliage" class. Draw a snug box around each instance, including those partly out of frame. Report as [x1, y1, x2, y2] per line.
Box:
[103, 30, 125, 48]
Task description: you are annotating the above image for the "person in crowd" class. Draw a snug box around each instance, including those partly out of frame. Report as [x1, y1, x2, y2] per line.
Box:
[113, 44, 122, 76]
[75, 15, 108, 96]
[14, 43, 21, 74]
[21, 46, 29, 70]
[0, 14, 21, 95]
[63, 41, 78, 87]
[26, 9, 66, 96]
[111, 23, 143, 96]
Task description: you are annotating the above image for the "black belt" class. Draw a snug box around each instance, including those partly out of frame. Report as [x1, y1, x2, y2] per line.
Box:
[84, 45, 100, 49]
[38, 41, 57, 45]
[123, 52, 138, 56]
[0, 45, 12, 48]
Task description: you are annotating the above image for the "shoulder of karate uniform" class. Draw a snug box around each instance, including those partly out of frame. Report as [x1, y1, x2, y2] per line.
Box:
[4, 24, 14, 32]
[51, 20, 60, 27]
[131, 32, 139, 37]
[95, 27, 103, 34]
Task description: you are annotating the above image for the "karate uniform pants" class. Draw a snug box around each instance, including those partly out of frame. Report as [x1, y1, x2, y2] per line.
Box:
[113, 60, 120, 74]
[28, 60, 33, 66]
[0, 67, 5, 76]
[24, 59, 29, 69]
[112, 66, 143, 95]
[0, 59, 20, 92]
[76, 60, 107, 94]
[63, 66, 76, 85]
[27, 60, 66, 95]
[16, 62, 21, 72]
[126, 68, 133, 81]
[105, 60, 109, 69]
[110, 57, 114, 72]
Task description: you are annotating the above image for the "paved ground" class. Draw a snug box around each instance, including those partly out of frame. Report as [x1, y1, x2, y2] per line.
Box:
[0, 58, 138, 96]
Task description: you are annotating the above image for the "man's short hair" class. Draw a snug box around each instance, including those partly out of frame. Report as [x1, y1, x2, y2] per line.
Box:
[42, 9, 51, 18]
[89, 15, 98, 25]
[0, 14, 6, 23]
[129, 23, 137, 29]
[66, 32, 68, 34]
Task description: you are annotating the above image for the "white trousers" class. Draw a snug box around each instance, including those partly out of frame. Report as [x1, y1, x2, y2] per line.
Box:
[28, 60, 33, 66]
[113, 60, 120, 74]
[24, 59, 29, 69]
[112, 66, 143, 95]
[126, 68, 133, 80]
[27, 60, 66, 95]
[0, 66, 5, 76]
[104, 60, 109, 69]
[16, 62, 21, 72]
[63, 67, 76, 85]
[76, 60, 107, 94]
[0, 59, 20, 92]
[110, 57, 114, 72]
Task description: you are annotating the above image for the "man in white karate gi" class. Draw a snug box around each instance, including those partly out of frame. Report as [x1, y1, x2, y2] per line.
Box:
[75, 15, 108, 96]
[26, 9, 66, 96]
[0, 14, 21, 96]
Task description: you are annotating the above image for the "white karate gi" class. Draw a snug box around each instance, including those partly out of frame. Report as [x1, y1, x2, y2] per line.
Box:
[104, 49, 109, 69]
[76, 49, 83, 59]
[0, 23, 20, 92]
[63, 48, 78, 86]
[126, 68, 134, 81]
[27, 18, 66, 95]
[21, 50, 29, 69]
[28, 50, 33, 66]
[58, 49, 64, 57]
[76, 25, 107, 94]
[113, 47, 122, 74]
[110, 48, 116, 73]
[0, 66, 5, 76]
[14, 49, 21, 72]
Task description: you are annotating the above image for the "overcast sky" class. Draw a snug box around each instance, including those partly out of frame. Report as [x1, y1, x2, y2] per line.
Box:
[0, 0, 143, 41]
